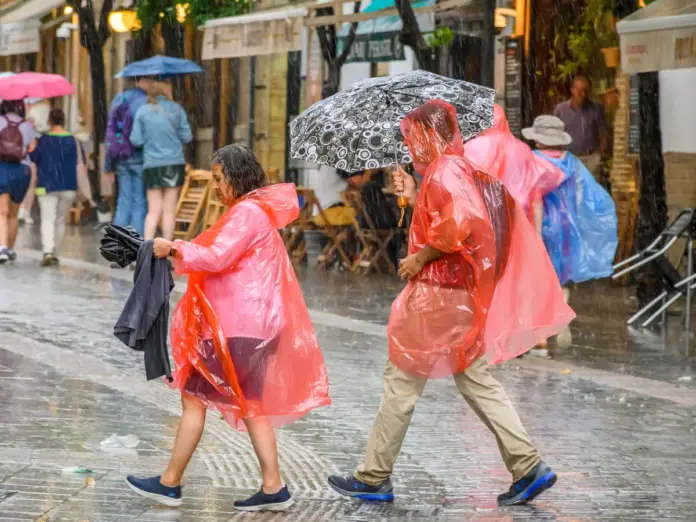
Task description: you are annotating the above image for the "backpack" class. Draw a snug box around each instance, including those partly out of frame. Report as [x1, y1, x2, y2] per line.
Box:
[0, 118, 25, 163]
[106, 99, 135, 160]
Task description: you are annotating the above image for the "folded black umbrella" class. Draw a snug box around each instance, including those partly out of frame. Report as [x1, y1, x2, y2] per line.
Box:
[100, 225, 144, 268]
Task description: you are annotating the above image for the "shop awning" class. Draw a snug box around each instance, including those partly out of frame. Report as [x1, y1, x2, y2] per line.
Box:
[617, 0, 696, 73]
[336, 0, 434, 63]
[201, 6, 308, 60]
[0, 0, 64, 23]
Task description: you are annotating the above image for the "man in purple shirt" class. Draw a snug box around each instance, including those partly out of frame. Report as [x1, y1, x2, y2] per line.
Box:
[553, 75, 607, 181]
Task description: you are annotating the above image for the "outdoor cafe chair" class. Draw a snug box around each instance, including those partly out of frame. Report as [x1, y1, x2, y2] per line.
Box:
[612, 208, 695, 334]
[341, 189, 397, 276]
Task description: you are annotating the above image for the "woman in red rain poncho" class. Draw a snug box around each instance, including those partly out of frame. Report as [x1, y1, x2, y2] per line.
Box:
[463, 104, 565, 234]
[126, 144, 330, 512]
[328, 100, 574, 507]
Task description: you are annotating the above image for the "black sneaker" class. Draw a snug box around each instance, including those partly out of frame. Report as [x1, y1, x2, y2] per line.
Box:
[0, 248, 9, 264]
[233, 486, 294, 512]
[328, 475, 394, 502]
[125, 475, 182, 507]
[497, 461, 557, 506]
[7, 250, 16, 262]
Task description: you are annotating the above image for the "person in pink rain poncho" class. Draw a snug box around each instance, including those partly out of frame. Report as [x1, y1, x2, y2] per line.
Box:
[328, 100, 575, 506]
[464, 104, 565, 235]
[126, 144, 330, 512]
[465, 104, 571, 353]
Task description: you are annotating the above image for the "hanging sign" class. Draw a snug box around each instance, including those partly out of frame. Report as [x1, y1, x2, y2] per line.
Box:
[202, 16, 304, 60]
[0, 21, 40, 56]
[337, 32, 405, 63]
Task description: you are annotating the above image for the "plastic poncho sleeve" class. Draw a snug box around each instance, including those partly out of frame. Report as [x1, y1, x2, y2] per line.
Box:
[174, 203, 259, 274]
[423, 159, 475, 254]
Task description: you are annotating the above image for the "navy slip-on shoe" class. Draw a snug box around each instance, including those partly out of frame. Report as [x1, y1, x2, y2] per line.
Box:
[126, 475, 182, 507]
[233, 485, 294, 512]
[497, 461, 557, 506]
[328, 475, 394, 502]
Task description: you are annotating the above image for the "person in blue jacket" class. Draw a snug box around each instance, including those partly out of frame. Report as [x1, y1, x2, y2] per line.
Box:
[104, 78, 151, 238]
[130, 79, 193, 242]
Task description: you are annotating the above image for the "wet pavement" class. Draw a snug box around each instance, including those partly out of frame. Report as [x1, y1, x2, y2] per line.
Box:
[0, 223, 695, 520]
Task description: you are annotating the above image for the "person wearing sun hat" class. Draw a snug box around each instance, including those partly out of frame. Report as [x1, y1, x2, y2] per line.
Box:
[522, 115, 618, 355]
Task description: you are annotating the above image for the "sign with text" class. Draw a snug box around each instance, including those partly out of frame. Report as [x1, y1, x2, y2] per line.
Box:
[504, 36, 524, 138]
[337, 32, 405, 63]
[0, 21, 39, 56]
[627, 74, 640, 156]
[619, 25, 696, 73]
[202, 16, 304, 60]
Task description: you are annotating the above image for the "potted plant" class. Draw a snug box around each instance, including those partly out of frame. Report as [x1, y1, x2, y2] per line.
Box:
[598, 6, 620, 68]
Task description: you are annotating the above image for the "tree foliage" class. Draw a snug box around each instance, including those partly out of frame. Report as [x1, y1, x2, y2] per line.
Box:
[137, 0, 250, 30]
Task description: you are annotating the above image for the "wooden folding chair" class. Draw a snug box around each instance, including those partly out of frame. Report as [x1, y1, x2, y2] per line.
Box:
[203, 187, 227, 230]
[342, 190, 397, 276]
[280, 188, 319, 264]
[174, 170, 213, 240]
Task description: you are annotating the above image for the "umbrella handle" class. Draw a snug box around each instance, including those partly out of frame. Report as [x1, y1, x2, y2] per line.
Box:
[397, 194, 408, 228]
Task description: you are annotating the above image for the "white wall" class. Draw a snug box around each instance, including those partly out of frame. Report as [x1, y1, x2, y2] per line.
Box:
[659, 69, 696, 154]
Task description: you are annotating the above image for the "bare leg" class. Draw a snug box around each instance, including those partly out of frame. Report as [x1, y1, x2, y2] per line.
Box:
[243, 416, 283, 493]
[7, 200, 20, 249]
[160, 395, 207, 487]
[20, 164, 37, 217]
[144, 189, 164, 241]
[0, 194, 9, 247]
[161, 187, 179, 242]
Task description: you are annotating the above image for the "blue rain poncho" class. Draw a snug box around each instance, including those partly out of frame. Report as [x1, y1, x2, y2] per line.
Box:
[535, 151, 618, 285]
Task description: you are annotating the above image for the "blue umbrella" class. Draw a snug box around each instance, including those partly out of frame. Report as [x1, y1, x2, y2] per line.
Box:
[115, 55, 203, 79]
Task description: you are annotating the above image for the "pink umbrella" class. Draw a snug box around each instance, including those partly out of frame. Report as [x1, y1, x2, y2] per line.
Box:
[0, 72, 74, 101]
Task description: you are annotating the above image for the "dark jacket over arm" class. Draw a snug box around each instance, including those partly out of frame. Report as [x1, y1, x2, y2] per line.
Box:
[114, 240, 174, 381]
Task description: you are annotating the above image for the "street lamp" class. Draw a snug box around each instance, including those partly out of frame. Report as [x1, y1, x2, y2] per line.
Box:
[108, 8, 142, 33]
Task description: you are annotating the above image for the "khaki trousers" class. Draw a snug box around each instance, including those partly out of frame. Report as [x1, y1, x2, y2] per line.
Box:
[355, 359, 540, 485]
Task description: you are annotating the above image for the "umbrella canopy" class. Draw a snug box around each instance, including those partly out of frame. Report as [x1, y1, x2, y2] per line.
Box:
[0, 72, 73, 101]
[0, 73, 40, 104]
[116, 55, 204, 79]
[289, 70, 494, 172]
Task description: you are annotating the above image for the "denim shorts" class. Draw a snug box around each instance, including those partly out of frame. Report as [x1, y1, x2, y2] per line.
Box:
[0, 163, 29, 204]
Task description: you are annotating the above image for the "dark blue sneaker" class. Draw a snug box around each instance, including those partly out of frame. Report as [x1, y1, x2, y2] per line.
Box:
[328, 475, 394, 502]
[125, 475, 182, 507]
[234, 485, 294, 512]
[497, 461, 557, 506]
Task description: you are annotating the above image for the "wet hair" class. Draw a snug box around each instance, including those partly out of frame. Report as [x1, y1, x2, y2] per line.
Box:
[408, 102, 457, 143]
[49, 107, 65, 127]
[0, 100, 25, 119]
[212, 144, 267, 197]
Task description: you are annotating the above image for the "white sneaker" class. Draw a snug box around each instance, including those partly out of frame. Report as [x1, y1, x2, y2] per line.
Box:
[556, 327, 573, 349]
[18, 208, 34, 225]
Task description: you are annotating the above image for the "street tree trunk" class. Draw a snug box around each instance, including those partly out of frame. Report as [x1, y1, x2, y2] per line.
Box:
[394, 0, 437, 73]
[316, 2, 361, 98]
[635, 71, 668, 307]
[68, 0, 115, 193]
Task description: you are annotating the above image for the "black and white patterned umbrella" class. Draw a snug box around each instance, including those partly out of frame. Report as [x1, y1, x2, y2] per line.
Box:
[289, 70, 495, 173]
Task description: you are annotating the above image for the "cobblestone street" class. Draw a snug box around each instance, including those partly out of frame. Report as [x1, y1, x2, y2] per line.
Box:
[1, 241, 695, 521]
